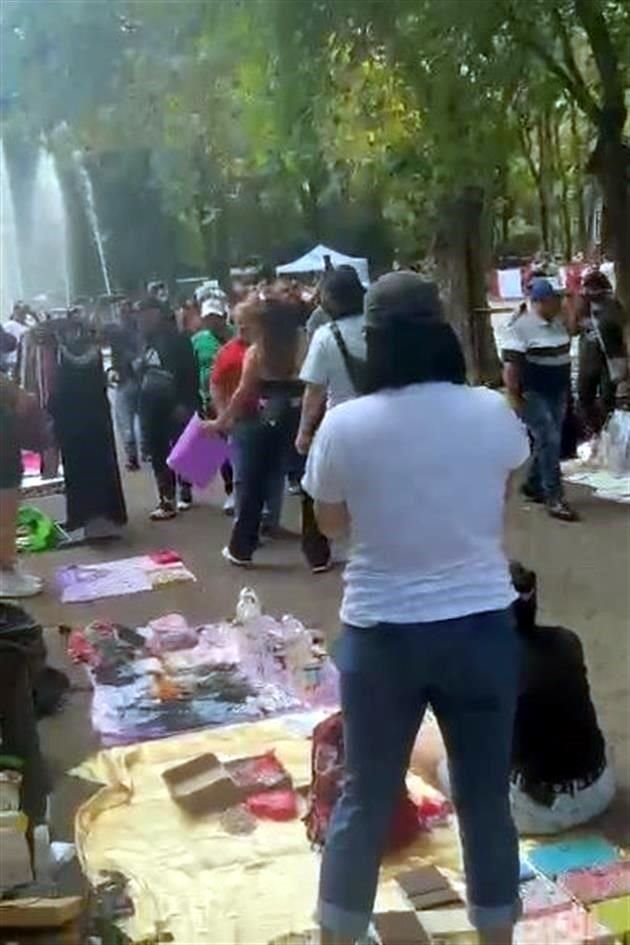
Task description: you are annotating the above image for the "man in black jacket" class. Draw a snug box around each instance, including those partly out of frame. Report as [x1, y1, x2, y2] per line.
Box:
[136, 299, 200, 520]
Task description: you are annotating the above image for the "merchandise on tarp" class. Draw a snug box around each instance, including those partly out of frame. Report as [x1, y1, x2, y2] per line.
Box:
[67, 603, 339, 745]
[55, 552, 196, 603]
[73, 718, 457, 945]
[276, 244, 370, 287]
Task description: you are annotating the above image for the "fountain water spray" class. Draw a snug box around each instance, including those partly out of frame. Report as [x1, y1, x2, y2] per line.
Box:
[29, 146, 72, 306]
[0, 140, 25, 316]
[74, 151, 112, 295]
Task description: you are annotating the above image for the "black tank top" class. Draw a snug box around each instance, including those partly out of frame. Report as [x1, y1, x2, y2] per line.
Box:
[512, 626, 605, 790]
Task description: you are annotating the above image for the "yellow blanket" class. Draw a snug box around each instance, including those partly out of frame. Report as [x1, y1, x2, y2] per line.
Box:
[74, 717, 462, 944]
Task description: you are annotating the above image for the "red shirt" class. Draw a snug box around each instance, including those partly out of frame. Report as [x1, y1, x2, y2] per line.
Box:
[211, 337, 248, 401]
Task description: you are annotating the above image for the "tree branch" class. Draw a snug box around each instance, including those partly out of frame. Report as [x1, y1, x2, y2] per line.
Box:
[574, 0, 625, 118]
[550, 6, 600, 117]
[521, 35, 600, 123]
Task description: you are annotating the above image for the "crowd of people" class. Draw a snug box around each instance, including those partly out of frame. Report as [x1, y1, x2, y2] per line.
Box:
[0, 258, 628, 945]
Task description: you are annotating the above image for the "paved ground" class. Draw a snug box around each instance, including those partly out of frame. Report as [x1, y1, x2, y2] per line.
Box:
[24, 462, 630, 848]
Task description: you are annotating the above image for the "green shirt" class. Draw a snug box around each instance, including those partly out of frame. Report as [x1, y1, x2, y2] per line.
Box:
[191, 330, 222, 410]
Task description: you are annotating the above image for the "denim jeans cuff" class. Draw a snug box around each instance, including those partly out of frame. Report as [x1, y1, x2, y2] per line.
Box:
[468, 898, 522, 930]
[317, 899, 370, 939]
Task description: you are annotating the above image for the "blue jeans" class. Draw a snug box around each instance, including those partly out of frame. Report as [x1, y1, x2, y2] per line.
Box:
[230, 420, 285, 529]
[319, 609, 521, 939]
[115, 379, 141, 463]
[521, 389, 567, 501]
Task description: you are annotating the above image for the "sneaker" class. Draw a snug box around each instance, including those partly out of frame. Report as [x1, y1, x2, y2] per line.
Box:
[287, 479, 302, 496]
[150, 502, 176, 521]
[222, 546, 252, 567]
[311, 560, 333, 575]
[223, 494, 235, 516]
[0, 567, 43, 599]
[125, 458, 140, 472]
[520, 483, 544, 503]
[546, 499, 580, 522]
[177, 499, 193, 512]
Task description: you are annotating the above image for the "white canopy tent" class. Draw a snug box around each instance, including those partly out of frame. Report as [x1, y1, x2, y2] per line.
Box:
[276, 243, 370, 286]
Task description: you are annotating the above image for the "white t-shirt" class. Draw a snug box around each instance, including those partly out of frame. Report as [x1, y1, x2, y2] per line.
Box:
[300, 314, 366, 409]
[2, 319, 28, 367]
[303, 382, 530, 627]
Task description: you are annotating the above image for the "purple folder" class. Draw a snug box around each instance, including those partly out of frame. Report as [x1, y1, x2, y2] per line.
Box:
[167, 413, 229, 488]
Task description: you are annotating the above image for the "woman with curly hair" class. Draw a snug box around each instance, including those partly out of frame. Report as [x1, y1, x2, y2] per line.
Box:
[205, 283, 307, 565]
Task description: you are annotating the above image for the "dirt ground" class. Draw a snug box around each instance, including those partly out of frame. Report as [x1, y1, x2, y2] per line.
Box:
[23, 463, 630, 850]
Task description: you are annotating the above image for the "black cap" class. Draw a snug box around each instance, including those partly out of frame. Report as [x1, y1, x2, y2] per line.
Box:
[364, 271, 443, 328]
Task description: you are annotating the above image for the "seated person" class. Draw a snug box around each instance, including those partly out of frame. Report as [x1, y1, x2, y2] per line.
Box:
[413, 561, 614, 835]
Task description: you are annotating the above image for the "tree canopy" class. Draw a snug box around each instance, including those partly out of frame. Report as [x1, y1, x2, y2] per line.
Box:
[1, 0, 628, 326]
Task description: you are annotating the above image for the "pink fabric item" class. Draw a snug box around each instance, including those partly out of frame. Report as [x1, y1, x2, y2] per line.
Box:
[559, 861, 630, 905]
[167, 413, 230, 488]
[149, 550, 182, 566]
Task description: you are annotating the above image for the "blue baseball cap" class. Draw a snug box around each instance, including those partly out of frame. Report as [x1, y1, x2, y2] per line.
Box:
[529, 277, 560, 302]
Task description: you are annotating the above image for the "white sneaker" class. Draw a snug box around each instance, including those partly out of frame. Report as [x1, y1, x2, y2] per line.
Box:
[0, 567, 44, 599]
[177, 499, 193, 512]
[223, 494, 235, 516]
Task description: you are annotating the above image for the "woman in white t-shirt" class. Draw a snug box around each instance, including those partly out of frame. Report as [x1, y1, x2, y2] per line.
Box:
[303, 271, 530, 945]
[297, 267, 366, 573]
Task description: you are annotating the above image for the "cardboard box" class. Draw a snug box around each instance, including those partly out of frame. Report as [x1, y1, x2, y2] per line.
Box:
[373, 911, 431, 944]
[0, 897, 82, 929]
[162, 753, 240, 815]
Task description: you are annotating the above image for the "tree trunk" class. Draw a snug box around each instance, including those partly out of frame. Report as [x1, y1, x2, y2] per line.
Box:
[433, 188, 501, 385]
[570, 101, 588, 252]
[537, 113, 554, 251]
[595, 135, 630, 313]
[552, 118, 573, 260]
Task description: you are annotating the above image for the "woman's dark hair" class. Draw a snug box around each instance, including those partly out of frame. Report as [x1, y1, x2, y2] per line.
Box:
[364, 318, 466, 393]
[321, 266, 365, 321]
[250, 284, 306, 378]
[510, 561, 537, 635]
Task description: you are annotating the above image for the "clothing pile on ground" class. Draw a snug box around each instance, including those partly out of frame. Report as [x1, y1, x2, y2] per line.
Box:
[67, 593, 338, 745]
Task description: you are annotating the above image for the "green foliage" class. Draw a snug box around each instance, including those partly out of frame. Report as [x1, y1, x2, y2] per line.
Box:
[1, 0, 628, 285]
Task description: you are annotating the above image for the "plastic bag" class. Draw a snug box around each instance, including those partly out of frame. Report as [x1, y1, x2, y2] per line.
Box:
[236, 588, 262, 623]
[601, 409, 630, 475]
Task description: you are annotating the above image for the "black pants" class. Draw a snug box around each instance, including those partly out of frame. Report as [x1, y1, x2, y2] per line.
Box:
[141, 396, 192, 504]
[301, 491, 331, 570]
[229, 408, 299, 560]
[578, 337, 616, 435]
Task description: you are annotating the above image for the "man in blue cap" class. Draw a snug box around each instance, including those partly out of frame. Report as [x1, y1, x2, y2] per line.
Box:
[502, 278, 578, 522]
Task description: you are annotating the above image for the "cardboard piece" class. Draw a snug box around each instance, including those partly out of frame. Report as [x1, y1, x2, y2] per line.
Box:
[397, 866, 462, 912]
[418, 908, 475, 939]
[0, 897, 82, 929]
[162, 753, 240, 815]
[409, 887, 463, 911]
[373, 911, 430, 944]
[398, 867, 451, 899]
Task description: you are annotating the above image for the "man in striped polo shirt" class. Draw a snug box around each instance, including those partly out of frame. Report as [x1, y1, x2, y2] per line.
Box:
[502, 278, 578, 522]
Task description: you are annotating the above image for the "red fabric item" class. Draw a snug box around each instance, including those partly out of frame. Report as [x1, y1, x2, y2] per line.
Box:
[229, 751, 289, 792]
[246, 789, 298, 821]
[211, 338, 248, 400]
[67, 630, 97, 665]
[149, 550, 182, 565]
[303, 713, 448, 853]
[387, 793, 423, 853]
